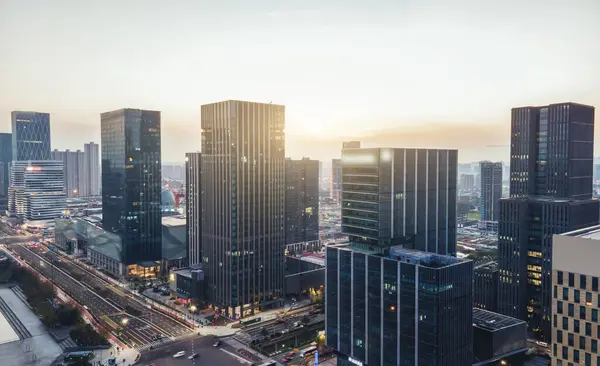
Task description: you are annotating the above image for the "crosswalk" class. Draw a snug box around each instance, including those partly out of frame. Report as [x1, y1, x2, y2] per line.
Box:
[59, 337, 79, 350]
[137, 336, 177, 352]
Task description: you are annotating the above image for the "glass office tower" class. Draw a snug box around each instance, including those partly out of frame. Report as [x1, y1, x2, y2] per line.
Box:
[498, 102, 599, 342]
[326, 245, 473, 366]
[341, 148, 457, 255]
[185, 152, 202, 266]
[201, 100, 285, 317]
[11, 111, 51, 161]
[101, 109, 162, 273]
[0, 133, 11, 202]
[284, 157, 319, 244]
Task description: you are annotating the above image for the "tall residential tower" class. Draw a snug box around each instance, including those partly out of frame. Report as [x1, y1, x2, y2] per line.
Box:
[497, 102, 599, 342]
[479, 161, 502, 222]
[201, 100, 285, 317]
[84, 142, 100, 197]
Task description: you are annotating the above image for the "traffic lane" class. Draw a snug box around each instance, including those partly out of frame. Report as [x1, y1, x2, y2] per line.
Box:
[30, 244, 192, 337]
[139, 337, 246, 366]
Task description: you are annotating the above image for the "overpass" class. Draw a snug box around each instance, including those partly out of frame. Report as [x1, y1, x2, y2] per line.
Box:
[0, 236, 38, 245]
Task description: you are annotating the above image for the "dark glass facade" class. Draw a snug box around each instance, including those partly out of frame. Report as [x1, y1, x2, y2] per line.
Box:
[0, 133, 11, 202]
[201, 100, 285, 316]
[11, 111, 51, 161]
[185, 152, 202, 265]
[341, 148, 457, 255]
[100, 109, 162, 267]
[326, 245, 473, 366]
[480, 161, 502, 222]
[498, 102, 599, 342]
[284, 157, 319, 244]
[474, 261, 498, 312]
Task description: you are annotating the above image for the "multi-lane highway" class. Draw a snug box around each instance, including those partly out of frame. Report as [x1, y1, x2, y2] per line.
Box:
[9, 243, 193, 349]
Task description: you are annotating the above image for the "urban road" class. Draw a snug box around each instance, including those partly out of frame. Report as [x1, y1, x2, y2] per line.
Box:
[9, 243, 193, 349]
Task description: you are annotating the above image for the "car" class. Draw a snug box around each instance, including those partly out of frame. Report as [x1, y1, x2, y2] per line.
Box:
[188, 353, 199, 360]
[286, 352, 295, 357]
[173, 351, 185, 358]
[213, 340, 221, 347]
[283, 358, 292, 363]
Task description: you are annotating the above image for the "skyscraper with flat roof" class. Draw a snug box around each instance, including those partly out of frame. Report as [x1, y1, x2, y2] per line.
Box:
[11, 111, 51, 161]
[326, 245, 473, 365]
[285, 157, 319, 244]
[0, 133, 11, 204]
[498, 102, 599, 342]
[101, 108, 162, 274]
[201, 100, 285, 316]
[52, 149, 84, 197]
[341, 147, 457, 255]
[480, 161, 502, 222]
[84, 142, 100, 197]
[185, 152, 201, 266]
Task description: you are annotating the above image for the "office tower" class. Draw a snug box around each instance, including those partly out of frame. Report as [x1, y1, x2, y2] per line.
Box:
[330, 158, 342, 204]
[498, 103, 599, 342]
[52, 149, 84, 197]
[480, 161, 502, 222]
[326, 245, 473, 366]
[551, 226, 600, 366]
[460, 173, 475, 191]
[474, 261, 499, 311]
[0, 133, 11, 207]
[284, 157, 319, 244]
[8, 160, 66, 220]
[201, 100, 285, 316]
[342, 140, 361, 149]
[11, 111, 51, 161]
[185, 152, 201, 266]
[101, 108, 162, 271]
[341, 148, 457, 255]
[83, 142, 100, 197]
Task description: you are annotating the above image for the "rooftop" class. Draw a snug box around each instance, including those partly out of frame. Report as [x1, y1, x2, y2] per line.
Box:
[289, 251, 326, 267]
[563, 225, 600, 240]
[389, 246, 469, 268]
[473, 308, 526, 332]
[162, 215, 186, 227]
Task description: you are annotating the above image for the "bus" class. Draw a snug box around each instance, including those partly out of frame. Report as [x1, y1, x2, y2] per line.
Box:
[300, 345, 318, 358]
[64, 351, 94, 362]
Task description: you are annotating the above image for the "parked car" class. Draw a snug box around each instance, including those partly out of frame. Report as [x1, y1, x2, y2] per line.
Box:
[173, 351, 185, 358]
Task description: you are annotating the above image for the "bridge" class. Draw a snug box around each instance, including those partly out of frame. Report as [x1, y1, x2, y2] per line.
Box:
[0, 236, 38, 245]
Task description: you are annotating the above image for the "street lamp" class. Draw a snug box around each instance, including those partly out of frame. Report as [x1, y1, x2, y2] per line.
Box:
[190, 305, 197, 312]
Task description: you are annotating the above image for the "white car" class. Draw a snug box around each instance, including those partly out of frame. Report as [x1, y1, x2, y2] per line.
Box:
[173, 351, 185, 358]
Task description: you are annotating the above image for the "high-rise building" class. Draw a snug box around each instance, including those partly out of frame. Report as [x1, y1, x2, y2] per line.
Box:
[52, 149, 85, 197]
[326, 245, 473, 366]
[331, 158, 342, 204]
[285, 157, 319, 244]
[341, 148, 457, 255]
[201, 100, 285, 316]
[101, 108, 162, 273]
[11, 111, 51, 161]
[551, 226, 600, 366]
[342, 140, 361, 149]
[0, 133, 11, 203]
[474, 261, 499, 312]
[83, 142, 100, 197]
[460, 173, 475, 191]
[480, 161, 502, 222]
[8, 160, 66, 220]
[185, 152, 201, 266]
[498, 102, 599, 342]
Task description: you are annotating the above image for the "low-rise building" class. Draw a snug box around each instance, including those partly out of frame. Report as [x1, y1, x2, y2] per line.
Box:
[162, 216, 187, 275]
[169, 265, 205, 306]
[472, 308, 527, 365]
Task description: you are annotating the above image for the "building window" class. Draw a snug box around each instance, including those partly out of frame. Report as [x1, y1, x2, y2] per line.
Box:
[558, 301, 563, 314]
[592, 339, 598, 353]
[575, 319, 580, 333]
[593, 309, 598, 322]
[563, 288, 569, 301]
[580, 306, 586, 320]
[557, 330, 563, 343]
[575, 290, 580, 303]
[593, 277, 598, 291]
[580, 336, 586, 349]
[587, 292, 593, 305]
[586, 322, 592, 336]
[568, 303, 574, 317]
[568, 333, 574, 346]
[558, 270, 563, 285]
[580, 274, 587, 290]
[574, 349, 579, 363]
[569, 273, 575, 287]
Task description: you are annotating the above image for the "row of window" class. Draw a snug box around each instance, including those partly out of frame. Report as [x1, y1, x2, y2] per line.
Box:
[557, 271, 599, 291]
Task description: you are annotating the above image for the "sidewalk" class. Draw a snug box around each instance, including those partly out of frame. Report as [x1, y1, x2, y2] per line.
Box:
[92, 345, 139, 366]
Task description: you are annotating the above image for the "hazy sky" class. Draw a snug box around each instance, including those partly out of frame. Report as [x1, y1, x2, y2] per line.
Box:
[1, 0, 600, 163]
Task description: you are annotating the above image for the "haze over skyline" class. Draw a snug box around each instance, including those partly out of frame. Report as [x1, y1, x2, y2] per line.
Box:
[1, 0, 600, 163]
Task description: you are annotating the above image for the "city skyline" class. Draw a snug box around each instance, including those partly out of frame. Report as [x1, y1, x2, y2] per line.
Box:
[2, 1, 600, 162]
